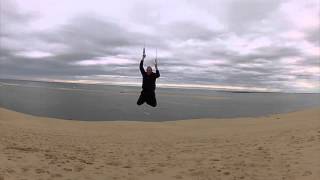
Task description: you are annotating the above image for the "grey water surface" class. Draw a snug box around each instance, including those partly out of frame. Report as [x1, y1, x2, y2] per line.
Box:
[0, 79, 319, 121]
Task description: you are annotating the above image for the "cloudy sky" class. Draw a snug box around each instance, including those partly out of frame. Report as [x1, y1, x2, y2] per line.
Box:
[0, 0, 319, 92]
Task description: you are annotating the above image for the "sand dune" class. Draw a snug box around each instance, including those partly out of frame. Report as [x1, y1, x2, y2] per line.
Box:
[0, 107, 319, 180]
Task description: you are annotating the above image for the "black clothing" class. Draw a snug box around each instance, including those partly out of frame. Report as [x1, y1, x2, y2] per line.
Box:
[137, 90, 157, 107]
[137, 60, 160, 107]
[139, 60, 160, 91]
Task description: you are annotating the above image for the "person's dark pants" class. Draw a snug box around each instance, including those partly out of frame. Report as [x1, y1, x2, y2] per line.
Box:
[137, 90, 157, 107]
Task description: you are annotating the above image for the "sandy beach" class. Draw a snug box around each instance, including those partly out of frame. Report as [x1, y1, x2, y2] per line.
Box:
[0, 107, 319, 180]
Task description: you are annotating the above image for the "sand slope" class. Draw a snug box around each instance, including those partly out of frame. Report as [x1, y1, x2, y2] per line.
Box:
[0, 107, 319, 180]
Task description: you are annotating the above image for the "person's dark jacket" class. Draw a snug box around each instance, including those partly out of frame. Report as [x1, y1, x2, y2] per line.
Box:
[140, 60, 160, 91]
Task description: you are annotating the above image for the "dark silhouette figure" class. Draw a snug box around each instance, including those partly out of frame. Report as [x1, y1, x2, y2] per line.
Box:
[137, 48, 160, 107]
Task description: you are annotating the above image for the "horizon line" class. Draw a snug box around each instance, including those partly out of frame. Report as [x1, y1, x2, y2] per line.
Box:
[1, 77, 319, 94]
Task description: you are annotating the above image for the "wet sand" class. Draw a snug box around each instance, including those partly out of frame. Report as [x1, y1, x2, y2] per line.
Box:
[0, 107, 319, 180]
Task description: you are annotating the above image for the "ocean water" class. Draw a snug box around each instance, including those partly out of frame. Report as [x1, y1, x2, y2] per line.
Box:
[0, 79, 319, 121]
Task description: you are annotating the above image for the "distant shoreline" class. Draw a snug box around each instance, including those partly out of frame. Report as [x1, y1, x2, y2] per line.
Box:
[1, 78, 320, 121]
[1, 78, 319, 94]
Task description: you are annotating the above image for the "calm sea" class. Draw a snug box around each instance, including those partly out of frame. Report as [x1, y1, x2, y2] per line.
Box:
[0, 79, 319, 121]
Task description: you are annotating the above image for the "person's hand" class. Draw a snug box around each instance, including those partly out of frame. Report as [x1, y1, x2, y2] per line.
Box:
[142, 48, 146, 60]
[154, 59, 158, 69]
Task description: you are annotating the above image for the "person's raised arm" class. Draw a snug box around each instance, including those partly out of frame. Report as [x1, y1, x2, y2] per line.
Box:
[140, 48, 146, 76]
[155, 59, 160, 78]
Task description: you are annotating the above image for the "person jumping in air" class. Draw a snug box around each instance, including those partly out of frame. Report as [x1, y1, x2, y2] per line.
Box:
[137, 48, 160, 107]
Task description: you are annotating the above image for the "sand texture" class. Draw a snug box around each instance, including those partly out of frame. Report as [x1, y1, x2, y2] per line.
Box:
[0, 107, 319, 180]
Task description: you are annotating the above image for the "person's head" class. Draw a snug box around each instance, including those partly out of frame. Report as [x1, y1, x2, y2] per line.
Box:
[146, 66, 153, 75]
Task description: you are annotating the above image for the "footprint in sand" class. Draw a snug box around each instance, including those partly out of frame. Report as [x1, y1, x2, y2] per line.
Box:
[157, 163, 166, 167]
[307, 136, 315, 142]
[302, 171, 312, 176]
[35, 168, 46, 174]
[51, 173, 63, 178]
[149, 168, 163, 173]
[122, 165, 131, 168]
[63, 168, 73, 172]
[21, 166, 30, 172]
[79, 159, 94, 165]
[173, 175, 183, 179]
[74, 165, 84, 172]
[223, 171, 230, 175]
[6, 168, 15, 173]
[106, 161, 121, 167]
[211, 158, 220, 162]
[257, 146, 263, 150]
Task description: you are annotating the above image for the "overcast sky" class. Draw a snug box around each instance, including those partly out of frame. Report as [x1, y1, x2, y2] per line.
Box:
[0, 0, 319, 92]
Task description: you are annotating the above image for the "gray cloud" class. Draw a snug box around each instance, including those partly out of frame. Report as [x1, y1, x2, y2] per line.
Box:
[0, 0, 319, 92]
[306, 27, 320, 45]
[223, 0, 282, 32]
